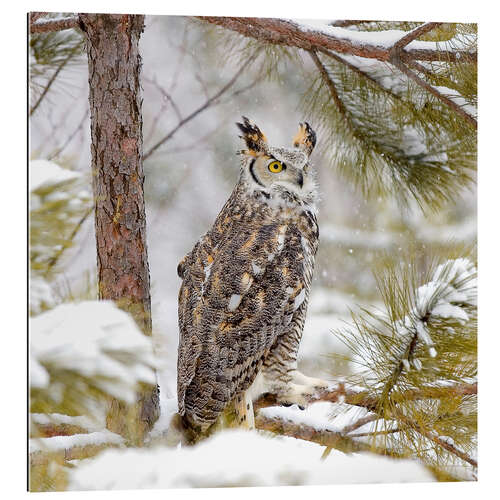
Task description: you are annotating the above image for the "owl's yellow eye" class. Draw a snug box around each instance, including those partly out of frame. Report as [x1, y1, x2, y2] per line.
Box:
[268, 160, 284, 173]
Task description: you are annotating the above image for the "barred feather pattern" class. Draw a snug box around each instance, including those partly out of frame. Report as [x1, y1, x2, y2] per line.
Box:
[177, 120, 319, 433]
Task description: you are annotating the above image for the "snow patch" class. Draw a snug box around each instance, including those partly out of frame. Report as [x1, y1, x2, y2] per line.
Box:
[30, 430, 124, 454]
[31, 301, 157, 404]
[30, 160, 81, 192]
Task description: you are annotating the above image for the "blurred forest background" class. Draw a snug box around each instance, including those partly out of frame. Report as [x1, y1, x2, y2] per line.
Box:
[29, 14, 477, 490]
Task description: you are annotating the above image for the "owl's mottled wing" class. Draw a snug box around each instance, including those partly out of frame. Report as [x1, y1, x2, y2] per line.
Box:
[177, 221, 306, 430]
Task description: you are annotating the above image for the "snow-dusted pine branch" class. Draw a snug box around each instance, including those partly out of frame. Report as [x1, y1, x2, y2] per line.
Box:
[197, 18, 476, 63]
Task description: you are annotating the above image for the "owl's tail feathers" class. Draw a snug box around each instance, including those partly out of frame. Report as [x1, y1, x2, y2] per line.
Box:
[165, 413, 216, 446]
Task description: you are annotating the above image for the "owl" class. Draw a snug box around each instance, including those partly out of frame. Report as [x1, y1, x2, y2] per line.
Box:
[176, 117, 327, 436]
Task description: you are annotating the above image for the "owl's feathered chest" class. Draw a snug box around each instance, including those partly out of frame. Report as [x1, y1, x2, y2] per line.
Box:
[177, 182, 319, 429]
[215, 183, 318, 249]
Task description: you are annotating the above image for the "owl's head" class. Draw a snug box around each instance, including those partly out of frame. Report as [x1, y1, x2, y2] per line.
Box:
[236, 117, 317, 206]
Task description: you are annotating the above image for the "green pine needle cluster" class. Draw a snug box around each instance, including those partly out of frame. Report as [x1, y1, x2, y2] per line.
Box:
[200, 20, 477, 211]
[333, 251, 477, 479]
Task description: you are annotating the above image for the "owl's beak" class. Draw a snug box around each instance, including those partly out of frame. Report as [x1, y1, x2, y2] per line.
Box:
[297, 171, 304, 189]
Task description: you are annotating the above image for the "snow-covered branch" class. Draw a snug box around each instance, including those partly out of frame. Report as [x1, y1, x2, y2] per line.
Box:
[30, 15, 79, 34]
[197, 17, 476, 64]
[390, 22, 443, 52]
[254, 381, 476, 413]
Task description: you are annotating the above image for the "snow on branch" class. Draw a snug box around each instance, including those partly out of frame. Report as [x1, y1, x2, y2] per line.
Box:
[30, 301, 158, 407]
[30, 430, 124, 466]
[197, 17, 476, 64]
[251, 256, 476, 475]
[30, 15, 79, 34]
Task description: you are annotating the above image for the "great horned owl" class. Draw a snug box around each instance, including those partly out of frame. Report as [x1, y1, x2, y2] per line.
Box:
[177, 117, 327, 435]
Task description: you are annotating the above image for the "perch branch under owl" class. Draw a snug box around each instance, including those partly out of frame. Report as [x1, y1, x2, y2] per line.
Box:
[253, 381, 477, 466]
[253, 380, 477, 413]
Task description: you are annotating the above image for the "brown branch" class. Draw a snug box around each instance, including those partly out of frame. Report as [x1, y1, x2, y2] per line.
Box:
[29, 12, 49, 24]
[256, 413, 413, 462]
[196, 17, 476, 64]
[254, 381, 477, 413]
[143, 50, 259, 161]
[404, 59, 437, 81]
[30, 15, 80, 34]
[255, 381, 477, 465]
[255, 413, 372, 453]
[391, 57, 477, 128]
[340, 414, 379, 435]
[349, 428, 402, 438]
[254, 382, 378, 413]
[329, 20, 374, 28]
[391, 22, 442, 52]
[308, 50, 349, 120]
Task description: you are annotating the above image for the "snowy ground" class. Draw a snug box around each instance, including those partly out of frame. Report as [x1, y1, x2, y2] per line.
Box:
[68, 429, 434, 490]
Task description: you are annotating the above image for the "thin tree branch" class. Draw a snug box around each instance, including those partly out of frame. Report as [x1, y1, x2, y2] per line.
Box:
[340, 413, 379, 435]
[391, 22, 443, 52]
[30, 15, 80, 34]
[196, 17, 476, 64]
[255, 413, 372, 453]
[349, 427, 402, 438]
[143, 51, 259, 161]
[256, 413, 412, 461]
[379, 330, 419, 405]
[404, 59, 437, 81]
[318, 47, 402, 100]
[144, 76, 183, 123]
[390, 57, 477, 129]
[394, 409, 477, 467]
[329, 20, 374, 28]
[48, 108, 89, 160]
[308, 50, 349, 120]
[44, 206, 94, 278]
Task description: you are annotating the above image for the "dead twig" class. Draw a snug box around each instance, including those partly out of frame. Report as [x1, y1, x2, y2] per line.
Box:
[143, 50, 259, 161]
[48, 109, 89, 160]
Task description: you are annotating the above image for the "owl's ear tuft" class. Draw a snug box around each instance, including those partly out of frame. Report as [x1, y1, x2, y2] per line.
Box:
[236, 116, 268, 155]
[293, 122, 316, 156]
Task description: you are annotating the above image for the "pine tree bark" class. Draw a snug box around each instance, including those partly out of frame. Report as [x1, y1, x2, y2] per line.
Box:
[79, 13, 159, 444]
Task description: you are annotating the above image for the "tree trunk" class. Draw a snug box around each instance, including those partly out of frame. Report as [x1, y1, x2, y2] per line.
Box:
[79, 13, 159, 444]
